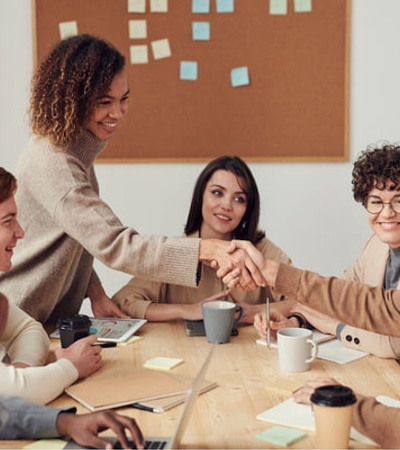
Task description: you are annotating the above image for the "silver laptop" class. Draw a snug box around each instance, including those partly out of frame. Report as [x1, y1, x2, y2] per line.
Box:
[66, 345, 216, 450]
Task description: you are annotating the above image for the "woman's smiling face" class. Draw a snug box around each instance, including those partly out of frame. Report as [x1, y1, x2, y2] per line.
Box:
[0, 195, 24, 272]
[200, 170, 248, 240]
[367, 187, 400, 248]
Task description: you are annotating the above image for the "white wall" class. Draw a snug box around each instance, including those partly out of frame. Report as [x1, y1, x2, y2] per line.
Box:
[1, 0, 399, 298]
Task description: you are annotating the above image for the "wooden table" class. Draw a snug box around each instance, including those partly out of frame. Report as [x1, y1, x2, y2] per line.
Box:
[2, 322, 399, 449]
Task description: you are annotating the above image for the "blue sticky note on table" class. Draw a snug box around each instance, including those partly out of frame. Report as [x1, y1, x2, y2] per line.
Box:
[256, 426, 306, 447]
[192, 0, 210, 13]
[192, 22, 210, 41]
[231, 66, 250, 87]
[216, 0, 234, 13]
[180, 61, 198, 80]
[270, 0, 288, 15]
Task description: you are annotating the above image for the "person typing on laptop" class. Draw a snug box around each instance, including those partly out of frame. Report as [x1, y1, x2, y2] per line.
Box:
[0, 396, 144, 449]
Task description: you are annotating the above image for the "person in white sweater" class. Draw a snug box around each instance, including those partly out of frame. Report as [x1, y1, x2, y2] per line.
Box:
[0, 166, 101, 404]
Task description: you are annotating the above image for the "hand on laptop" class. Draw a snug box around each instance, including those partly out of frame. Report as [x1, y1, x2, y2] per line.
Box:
[57, 409, 144, 449]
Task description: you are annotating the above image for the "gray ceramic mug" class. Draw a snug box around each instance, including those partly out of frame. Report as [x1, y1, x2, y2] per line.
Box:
[202, 300, 243, 344]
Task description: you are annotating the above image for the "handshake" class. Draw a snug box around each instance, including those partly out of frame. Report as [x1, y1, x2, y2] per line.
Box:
[200, 239, 279, 290]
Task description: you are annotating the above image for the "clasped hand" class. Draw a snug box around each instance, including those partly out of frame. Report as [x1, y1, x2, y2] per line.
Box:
[205, 239, 266, 291]
[212, 240, 268, 290]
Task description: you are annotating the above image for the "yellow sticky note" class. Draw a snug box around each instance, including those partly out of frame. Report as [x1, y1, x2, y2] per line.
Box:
[118, 335, 142, 346]
[270, 0, 287, 15]
[294, 0, 312, 13]
[128, 0, 146, 13]
[150, 0, 168, 12]
[129, 20, 147, 39]
[151, 38, 171, 59]
[59, 21, 78, 39]
[130, 45, 149, 64]
[144, 356, 184, 370]
[24, 439, 65, 449]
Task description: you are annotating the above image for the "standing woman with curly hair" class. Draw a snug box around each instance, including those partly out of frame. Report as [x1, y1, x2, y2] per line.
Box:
[0, 34, 262, 324]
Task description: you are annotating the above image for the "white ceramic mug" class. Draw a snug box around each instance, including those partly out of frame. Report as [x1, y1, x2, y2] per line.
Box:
[277, 328, 318, 372]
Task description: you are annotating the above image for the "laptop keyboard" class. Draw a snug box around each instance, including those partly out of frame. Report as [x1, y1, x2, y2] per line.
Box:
[114, 440, 167, 449]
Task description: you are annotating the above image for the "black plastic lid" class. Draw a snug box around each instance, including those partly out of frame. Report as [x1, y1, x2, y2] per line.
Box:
[59, 314, 91, 329]
[311, 385, 357, 407]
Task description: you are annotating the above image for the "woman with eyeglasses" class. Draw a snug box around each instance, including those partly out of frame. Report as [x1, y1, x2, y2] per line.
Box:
[254, 144, 400, 358]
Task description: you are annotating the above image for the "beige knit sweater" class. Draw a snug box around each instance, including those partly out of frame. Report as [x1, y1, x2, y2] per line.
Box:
[0, 132, 200, 324]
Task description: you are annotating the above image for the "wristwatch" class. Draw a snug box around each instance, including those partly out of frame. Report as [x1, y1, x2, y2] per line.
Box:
[287, 312, 310, 329]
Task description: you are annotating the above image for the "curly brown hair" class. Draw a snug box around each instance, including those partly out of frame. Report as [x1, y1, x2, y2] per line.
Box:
[352, 145, 400, 204]
[0, 167, 17, 203]
[30, 34, 125, 148]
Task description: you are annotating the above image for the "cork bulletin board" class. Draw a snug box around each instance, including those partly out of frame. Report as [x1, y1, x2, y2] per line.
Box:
[32, 0, 351, 162]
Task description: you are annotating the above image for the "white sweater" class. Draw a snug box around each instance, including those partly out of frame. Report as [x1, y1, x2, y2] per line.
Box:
[0, 302, 78, 404]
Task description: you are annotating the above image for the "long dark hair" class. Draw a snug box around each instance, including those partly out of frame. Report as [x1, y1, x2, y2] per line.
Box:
[184, 156, 265, 243]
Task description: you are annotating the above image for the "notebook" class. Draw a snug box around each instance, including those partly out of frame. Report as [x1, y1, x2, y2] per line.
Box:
[65, 345, 216, 450]
[256, 329, 335, 348]
[316, 338, 368, 364]
[65, 364, 216, 411]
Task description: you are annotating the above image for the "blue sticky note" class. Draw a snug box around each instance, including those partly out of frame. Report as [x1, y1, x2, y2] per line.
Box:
[192, 22, 210, 41]
[256, 426, 307, 447]
[216, 0, 234, 13]
[231, 66, 250, 87]
[270, 0, 288, 15]
[180, 61, 198, 81]
[294, 0, 312, 13]
[192, 0, 210, 13]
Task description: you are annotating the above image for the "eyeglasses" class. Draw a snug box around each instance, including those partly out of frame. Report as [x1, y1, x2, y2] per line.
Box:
[364, 195, 400, 214]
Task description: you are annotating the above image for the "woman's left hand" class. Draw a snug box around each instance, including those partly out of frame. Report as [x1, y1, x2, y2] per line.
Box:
[91, 294, 129, 318]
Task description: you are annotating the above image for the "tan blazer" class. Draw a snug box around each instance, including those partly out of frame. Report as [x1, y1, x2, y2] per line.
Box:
[341, 234, 400, 357]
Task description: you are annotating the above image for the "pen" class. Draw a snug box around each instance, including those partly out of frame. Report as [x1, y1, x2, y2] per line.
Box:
[266, 296, 271, 350]
[91, 342, 117, 348]
[131, 402, 162, 413]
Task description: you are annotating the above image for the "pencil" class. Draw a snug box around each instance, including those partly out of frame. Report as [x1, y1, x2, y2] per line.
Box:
[266, 296, 271, 349]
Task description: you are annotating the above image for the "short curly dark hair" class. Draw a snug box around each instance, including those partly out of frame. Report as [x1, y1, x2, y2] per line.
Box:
[352, 145, 400, 204]
[30, 34, 125, 148]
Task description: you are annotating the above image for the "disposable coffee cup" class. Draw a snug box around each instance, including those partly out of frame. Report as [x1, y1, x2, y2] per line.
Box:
[311, 385, 357, 449]
[59, 314, 91, 348]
